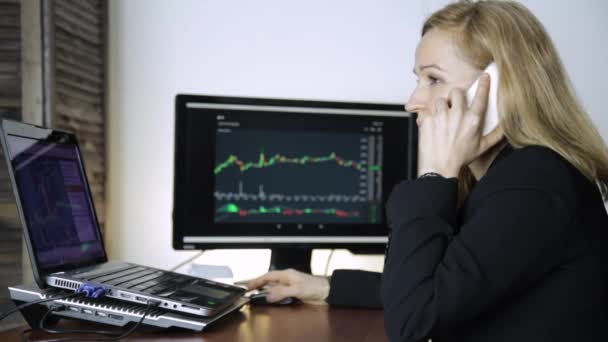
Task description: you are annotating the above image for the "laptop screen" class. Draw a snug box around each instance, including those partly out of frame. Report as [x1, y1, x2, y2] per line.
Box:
[5, 133, 105, 273]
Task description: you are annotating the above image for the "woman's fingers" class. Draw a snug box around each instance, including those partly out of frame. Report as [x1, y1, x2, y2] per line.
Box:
[448, 88, 466, 113]
[428, 98, 449, 134]
[447, 88, 466, 128]
[266, 284, 299, 302]
[433, 98, 449, 117]
[246, 276, 269, 290]
[246, 270, 291, 290]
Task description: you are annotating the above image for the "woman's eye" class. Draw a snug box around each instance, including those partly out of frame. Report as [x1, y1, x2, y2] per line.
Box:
[428, 76, 440, 85]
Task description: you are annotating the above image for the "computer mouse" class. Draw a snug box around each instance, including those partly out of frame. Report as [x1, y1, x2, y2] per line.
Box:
[248, 292, 299, 306]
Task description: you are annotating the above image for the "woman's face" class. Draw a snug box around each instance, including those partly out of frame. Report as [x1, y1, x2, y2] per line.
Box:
[406, 29, 482, 117]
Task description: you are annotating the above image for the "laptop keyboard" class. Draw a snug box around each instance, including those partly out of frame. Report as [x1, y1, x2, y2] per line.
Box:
[73, 265, 192, 294]
[104, 269, 160, 286]
[72, 264, 136, 281]
[142, 276, 192, 295]
[91, 267, 148, 284]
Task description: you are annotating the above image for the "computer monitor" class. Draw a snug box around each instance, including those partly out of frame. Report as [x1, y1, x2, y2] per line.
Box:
[172, 94, 417, 273]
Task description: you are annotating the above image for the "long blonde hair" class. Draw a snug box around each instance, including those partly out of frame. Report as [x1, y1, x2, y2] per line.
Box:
[423, 0, 608, 200]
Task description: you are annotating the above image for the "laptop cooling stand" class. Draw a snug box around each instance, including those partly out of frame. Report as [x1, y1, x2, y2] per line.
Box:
[9, 284, 248, 332]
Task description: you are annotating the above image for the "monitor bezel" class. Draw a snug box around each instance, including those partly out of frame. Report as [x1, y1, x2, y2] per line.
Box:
[172, 94, 417, 250]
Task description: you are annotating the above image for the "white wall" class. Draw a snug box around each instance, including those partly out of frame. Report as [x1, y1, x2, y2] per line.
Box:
[107, 0, 608, 280]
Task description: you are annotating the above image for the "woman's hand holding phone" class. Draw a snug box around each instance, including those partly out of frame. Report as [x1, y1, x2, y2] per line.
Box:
[417, 68, 504, 178]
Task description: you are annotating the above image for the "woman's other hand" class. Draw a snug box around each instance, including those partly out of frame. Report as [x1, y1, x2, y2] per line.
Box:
[417, 74, 504, 177]
[246, 268, 330, 305]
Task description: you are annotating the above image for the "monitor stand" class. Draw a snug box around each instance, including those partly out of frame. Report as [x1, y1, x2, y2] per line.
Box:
[268, 247, 312, 274]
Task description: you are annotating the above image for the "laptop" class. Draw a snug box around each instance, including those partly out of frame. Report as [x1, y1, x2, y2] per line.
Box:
[0, 119, 246, 317]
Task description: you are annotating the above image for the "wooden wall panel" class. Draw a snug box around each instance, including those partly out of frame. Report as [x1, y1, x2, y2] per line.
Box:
[52, 0, 107, 227]
[0, 0, 22, 330]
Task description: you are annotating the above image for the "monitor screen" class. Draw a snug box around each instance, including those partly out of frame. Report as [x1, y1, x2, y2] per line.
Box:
[173, 95, 416, 250]
[1, 123, 106, 276]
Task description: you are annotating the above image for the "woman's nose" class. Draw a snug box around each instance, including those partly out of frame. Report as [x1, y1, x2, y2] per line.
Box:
[406, 100, 425, 114]
[406, 88, 425, 113]
[405, 102, 419, 113]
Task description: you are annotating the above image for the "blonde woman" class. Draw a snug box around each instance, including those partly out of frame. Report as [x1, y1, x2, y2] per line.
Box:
[248, 1, 608, 340]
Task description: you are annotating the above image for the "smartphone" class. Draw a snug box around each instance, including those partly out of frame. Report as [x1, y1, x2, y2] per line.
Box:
[466, 62, 499, 135]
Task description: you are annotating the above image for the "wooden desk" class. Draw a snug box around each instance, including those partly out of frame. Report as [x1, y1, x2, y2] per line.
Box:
[0, 303, 388, 341]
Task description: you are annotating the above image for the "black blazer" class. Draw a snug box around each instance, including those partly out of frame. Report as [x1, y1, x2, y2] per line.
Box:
[326, 145, 608, 341]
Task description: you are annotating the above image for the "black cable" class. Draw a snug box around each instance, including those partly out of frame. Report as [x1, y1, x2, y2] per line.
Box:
[324, 249, 335, 277]
[0, 292, 82, 323]
[38, 300, 159, 342]
[20, 328, 32, 342]
[169, 250, 205, 272]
